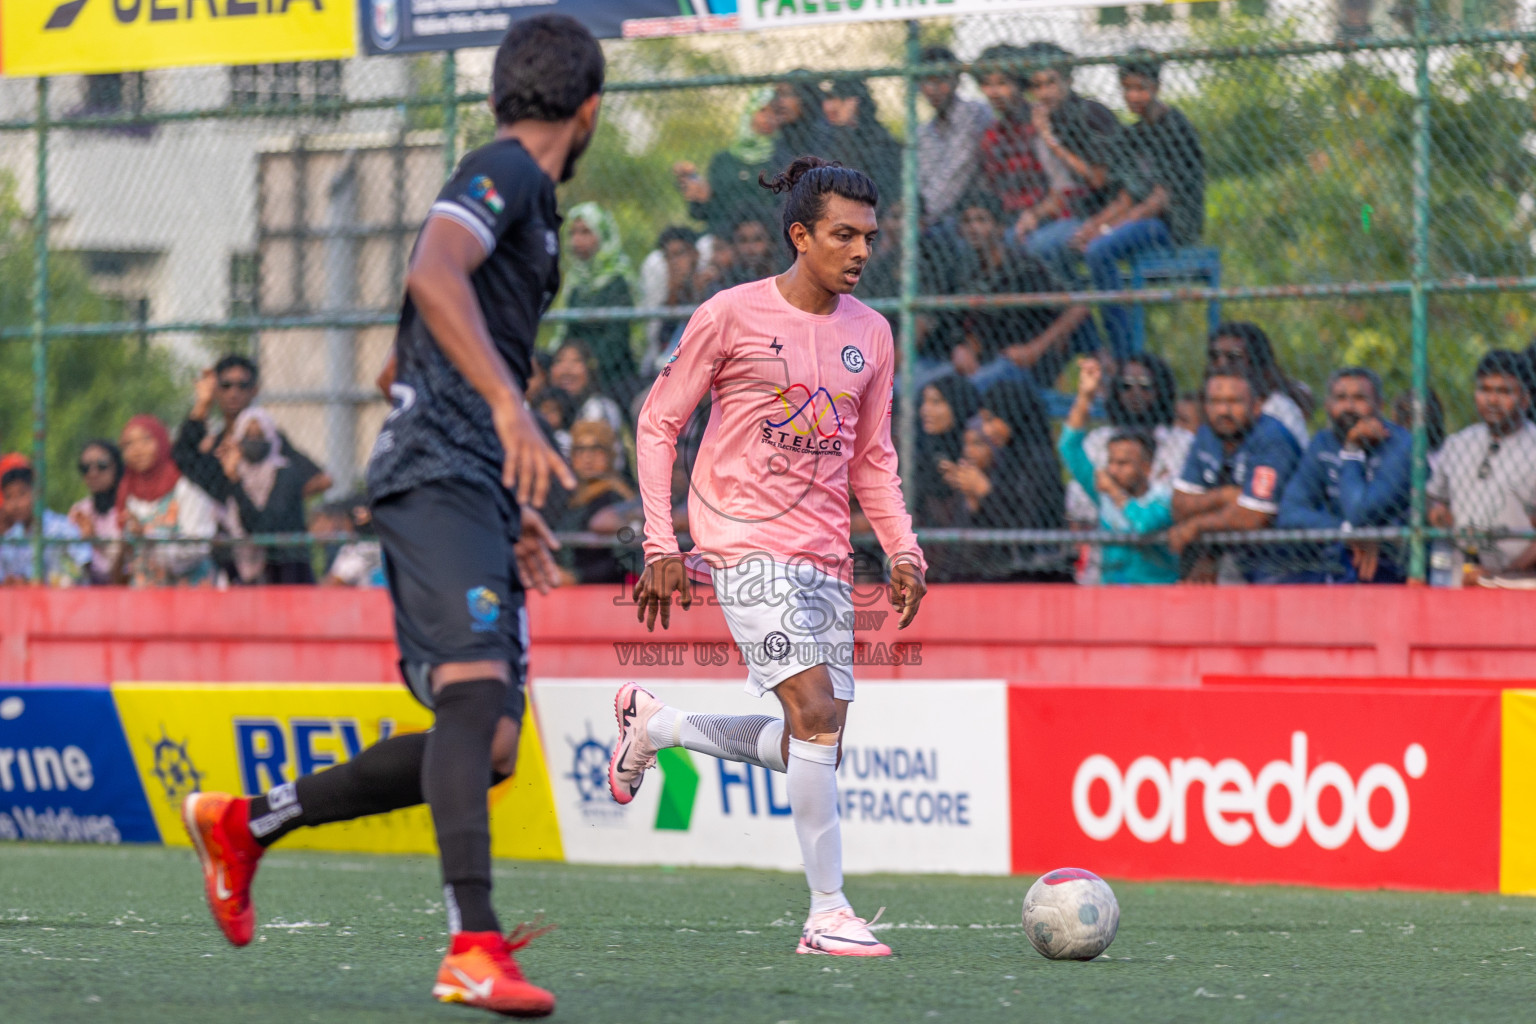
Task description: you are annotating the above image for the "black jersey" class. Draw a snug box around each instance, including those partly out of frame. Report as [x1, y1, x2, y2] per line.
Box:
[367, 138, 562, 507]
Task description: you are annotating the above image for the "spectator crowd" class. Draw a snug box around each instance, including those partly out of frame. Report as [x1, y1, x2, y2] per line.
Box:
[5, 47, 1535, 588]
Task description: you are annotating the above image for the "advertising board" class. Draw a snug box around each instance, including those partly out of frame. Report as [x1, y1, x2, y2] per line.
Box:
[534, 679, 1011, 874]
[3, 0, 356, 77]
[0, 685, 158, 844]
[111, 683, 562, 860]
[1009, 684, 1501, 890]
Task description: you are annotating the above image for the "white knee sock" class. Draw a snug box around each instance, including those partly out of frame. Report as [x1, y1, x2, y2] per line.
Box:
[787, 737, 848, 915]
[650, 708, 787, 772]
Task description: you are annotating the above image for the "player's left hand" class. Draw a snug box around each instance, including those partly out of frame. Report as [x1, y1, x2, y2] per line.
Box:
[514, 507, 563, 595]
[494, 400, 576, 508]
[889, 560, 926, 630]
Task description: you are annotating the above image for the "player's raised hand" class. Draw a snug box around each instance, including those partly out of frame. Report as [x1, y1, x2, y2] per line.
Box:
[633, 555, 693, 632]
[514, 506, 563, 595]
[889, 560, 926, 630]
[493, 400, 576, 508]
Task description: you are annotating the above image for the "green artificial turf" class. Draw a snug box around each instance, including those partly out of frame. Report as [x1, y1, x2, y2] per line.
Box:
[2, 843, 1532, 1023]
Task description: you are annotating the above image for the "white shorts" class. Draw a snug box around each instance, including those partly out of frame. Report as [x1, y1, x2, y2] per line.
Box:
[707, 558, 856, 701]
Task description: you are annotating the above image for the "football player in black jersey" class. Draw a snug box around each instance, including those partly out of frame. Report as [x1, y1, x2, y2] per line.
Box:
[182, 16, 600, 1017]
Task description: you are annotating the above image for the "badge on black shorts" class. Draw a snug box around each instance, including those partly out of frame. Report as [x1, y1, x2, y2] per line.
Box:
[467, 587, 502, 633]
[763, 631, 792, 661]
[841, 346, 865, 373]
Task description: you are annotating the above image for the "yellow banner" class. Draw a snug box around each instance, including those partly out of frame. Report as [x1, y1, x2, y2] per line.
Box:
[112, 683, 563, 861]
[2, 0, 356, 77]
[1501, 690, 1536, 894]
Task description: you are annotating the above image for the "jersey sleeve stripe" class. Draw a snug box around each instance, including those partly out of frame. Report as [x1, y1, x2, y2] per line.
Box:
[1173, 479, 1207, 495]
[428, 201, 496, 254]
[1236, 495, 1279, 515]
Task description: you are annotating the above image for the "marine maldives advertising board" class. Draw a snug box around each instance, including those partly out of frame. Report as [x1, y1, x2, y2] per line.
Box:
[535, 679, 1011, 874]
[1008, 685, 1502, 891]
[0, 686, 158, 844]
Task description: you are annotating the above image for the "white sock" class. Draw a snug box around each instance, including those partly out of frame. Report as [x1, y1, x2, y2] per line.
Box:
[787, 737, 849, 915]
[648, 706, 679, 748]
[662, 710, 787, 772]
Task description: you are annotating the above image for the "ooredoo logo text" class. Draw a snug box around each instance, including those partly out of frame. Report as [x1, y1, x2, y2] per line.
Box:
[1071, 732, 1426, 853]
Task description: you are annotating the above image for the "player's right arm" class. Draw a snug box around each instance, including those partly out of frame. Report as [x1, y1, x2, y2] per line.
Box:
[405, 217, 574, 507]
[631, 304, 724, 630]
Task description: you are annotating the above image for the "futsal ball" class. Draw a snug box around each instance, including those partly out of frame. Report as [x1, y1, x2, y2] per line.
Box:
[1022, 867, 1120, 961]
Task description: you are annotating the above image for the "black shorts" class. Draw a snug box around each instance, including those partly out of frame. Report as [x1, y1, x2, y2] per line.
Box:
[372, 476, 527, 723]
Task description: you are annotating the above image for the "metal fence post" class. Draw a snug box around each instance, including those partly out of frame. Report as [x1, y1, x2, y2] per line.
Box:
[31, 77, 51, 584]
[898, 21, 921, 510]
[442, 50, 458, 179]
[1408, 0, 1432, 583]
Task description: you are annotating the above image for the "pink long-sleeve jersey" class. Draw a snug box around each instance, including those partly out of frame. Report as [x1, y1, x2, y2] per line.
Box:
[637, 276, 926, 578]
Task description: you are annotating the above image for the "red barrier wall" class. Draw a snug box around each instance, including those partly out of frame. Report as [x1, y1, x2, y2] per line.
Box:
[2, 585, 1534, 685]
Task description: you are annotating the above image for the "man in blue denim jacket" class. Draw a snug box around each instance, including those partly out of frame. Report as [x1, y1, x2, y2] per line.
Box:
[1277, 366, 1411, 582]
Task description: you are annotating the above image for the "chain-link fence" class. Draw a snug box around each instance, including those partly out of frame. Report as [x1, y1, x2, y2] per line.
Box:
[3, 1, 1536, 587]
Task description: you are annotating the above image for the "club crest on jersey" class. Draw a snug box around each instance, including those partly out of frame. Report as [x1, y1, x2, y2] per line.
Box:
[761, 384, 852, 457]
[467, 176, 504, 215]
[841, 346, 865, 373]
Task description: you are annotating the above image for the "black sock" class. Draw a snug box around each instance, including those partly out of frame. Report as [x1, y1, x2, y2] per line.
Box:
[245, 731, 514, 849]
[424, 677, 506, 934]
[247, 731, 430, 847]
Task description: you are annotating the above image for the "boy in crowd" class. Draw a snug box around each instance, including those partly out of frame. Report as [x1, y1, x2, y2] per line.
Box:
[1059, 357, 1178, 583]
[1071, 51, 1205, 358]
[1013, 42, 1122, 284]
[916, 45, 993, 223]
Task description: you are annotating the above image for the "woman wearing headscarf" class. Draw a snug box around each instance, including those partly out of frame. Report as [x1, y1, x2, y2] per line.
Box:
[549, 338, 629, 474]
[561, 201, 639, 396]
[67, 438, 125, 584]
[914, 374, 981, 522]
[941, 379, 1072, 581]
[912, 374, 982, 581]
[175, 406, 317, 584]
[117, 414, 218, 586]
[673, 88, 781, 241]
[818, 77, 902, 204]
[770, 74, 831, 171]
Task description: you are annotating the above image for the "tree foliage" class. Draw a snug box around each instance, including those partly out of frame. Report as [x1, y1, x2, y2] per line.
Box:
[0, 171, 188, 509]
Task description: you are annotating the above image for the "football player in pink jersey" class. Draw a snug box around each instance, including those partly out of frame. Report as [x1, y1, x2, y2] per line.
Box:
[613, 156, 927, 957]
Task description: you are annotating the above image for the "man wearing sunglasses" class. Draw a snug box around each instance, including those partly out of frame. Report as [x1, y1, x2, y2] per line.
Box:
[1426, 349, 1536, 580]
[176, 355, 332, 500]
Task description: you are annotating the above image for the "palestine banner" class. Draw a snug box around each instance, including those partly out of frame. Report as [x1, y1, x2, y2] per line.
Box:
[359, 0, 736, 53]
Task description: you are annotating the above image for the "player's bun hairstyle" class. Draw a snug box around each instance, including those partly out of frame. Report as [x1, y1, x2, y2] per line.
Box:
[759, 155, 879, 255]
[492, 15, 605, 125]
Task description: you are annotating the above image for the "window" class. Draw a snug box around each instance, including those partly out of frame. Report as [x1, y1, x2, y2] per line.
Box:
[229, 252, 260, 320]
[230, 61, 344, 111]
[77, 73, 150, 131]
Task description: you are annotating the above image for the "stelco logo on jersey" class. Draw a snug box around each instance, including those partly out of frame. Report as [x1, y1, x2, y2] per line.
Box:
[1009, 684, 1503, 891]
[761, 384, 853, 456]
[3, 0, 354, 76]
